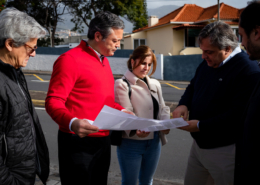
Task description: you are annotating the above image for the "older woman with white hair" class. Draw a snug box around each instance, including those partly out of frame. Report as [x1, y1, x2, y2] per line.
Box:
[0, 8, 49, 185]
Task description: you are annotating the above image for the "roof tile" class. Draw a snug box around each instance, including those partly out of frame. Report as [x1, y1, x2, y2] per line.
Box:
[133, 3, 242, 33]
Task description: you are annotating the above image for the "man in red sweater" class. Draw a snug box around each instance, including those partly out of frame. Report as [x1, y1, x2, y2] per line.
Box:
[45, 12, 131, 185]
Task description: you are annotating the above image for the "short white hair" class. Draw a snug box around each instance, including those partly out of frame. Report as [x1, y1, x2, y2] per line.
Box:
[0, 7, 46, 48]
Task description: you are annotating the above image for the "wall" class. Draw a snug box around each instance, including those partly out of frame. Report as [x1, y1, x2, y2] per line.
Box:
[124, 36, 132, 50]
[60, 35, 88, 45]
[112, 49, 134, 58]
[152, 54, 164, 80]
[180, 47, 202, 55]
[123, 25, 187, 56]
[24, 54, 129, 75]
[164, 54, 202, 81]
[172, 29, 185, 55]
[147, 25, 175, 55]
[36, 47, 71, 55]
[123, 32, 147, 49]
[24, 47, 203, 81]
[24, 48, 164, 79]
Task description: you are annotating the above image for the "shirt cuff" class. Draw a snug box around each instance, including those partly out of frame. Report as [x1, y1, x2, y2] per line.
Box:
[69, 118, 94, 132]
[69, 117, 78, 132]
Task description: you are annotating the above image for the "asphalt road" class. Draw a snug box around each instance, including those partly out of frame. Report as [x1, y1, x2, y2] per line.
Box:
[26, 73, 192, 184]
[36, 108, 193, 184]
[24, 73, 188, 103]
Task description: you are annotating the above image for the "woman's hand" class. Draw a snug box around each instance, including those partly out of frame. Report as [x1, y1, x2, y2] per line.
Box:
[161, 129, 170, 135]
[122, 109, 135, 116]
[136, 130, 150, 138]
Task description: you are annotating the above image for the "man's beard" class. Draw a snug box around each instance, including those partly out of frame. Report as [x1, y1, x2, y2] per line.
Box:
[247, 39, 260, 60]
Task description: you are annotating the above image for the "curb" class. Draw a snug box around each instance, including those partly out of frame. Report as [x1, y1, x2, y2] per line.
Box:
[29, 90, 46, 107]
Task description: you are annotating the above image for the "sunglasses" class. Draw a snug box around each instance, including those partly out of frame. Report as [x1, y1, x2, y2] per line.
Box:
[24, 43, 37, 54]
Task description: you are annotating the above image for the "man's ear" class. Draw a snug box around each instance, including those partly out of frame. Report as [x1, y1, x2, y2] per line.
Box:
[225, 46, 231, 54]
[5, 39, 13, 52]
[94, 31, 103, 42]
[254, 26, 260, 41]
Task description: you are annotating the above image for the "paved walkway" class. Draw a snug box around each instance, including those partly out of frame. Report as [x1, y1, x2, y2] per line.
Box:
[35, 166, 183, 185]
[35, 172, 183, 185]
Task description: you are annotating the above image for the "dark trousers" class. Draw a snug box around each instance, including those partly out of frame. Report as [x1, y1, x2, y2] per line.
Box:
[58, 130, 111, 185]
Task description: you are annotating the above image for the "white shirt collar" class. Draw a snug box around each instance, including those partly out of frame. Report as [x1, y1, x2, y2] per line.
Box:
[83, 39, 104, 63]
[219, 46, 241, 67]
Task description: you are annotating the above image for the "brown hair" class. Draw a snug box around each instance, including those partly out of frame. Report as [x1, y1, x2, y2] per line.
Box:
[127, 45, 157, 77]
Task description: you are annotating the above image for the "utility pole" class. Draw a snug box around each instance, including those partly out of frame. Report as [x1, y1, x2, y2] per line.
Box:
[49, 15, 53, 47]
[217, 0, 220, 21]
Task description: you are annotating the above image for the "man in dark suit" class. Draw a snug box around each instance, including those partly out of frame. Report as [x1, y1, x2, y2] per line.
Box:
[235, 2, 260, 184]
[172, 21, 260, 185]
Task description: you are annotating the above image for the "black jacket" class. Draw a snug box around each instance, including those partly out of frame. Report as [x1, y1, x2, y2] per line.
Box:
[234, 74, 260, 184]
[0, 60, 49, 185]
[178, 52, 260, 149]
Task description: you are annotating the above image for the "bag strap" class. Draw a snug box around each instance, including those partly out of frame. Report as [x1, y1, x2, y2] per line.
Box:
[123, 78, 132, 99]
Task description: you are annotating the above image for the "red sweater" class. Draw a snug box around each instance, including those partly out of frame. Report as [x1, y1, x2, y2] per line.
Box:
[45, 41, 124, 137]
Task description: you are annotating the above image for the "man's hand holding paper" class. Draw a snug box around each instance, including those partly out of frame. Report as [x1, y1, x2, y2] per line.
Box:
[93, 106, 188, 131]
[71, 119, 99, 138]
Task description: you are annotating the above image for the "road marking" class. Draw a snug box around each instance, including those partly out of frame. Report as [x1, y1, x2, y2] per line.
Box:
[32, 99, 45, 102]
[35, 107, 45, 110]
[32, 99, 45, 107]
[33, 74, 45, 81]
[165, 83, 186, 90]
[31, 80, 50, 82]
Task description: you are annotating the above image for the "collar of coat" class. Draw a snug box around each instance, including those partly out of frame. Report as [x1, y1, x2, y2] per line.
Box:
[123, 69, 157, 93]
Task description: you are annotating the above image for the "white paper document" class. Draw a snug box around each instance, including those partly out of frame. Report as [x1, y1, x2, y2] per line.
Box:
[93, 105, 189, 131]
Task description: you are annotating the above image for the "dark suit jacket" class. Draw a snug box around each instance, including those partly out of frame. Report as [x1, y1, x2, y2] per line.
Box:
[235, 74, 260, 184]
[178, 52, 260, 149]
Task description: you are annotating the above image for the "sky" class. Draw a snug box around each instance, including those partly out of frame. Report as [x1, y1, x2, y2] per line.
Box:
[58, 0, 251, 33]
[147, 0, 249, 9]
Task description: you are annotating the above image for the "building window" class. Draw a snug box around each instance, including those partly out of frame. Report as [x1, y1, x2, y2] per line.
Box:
[134, 39, 146, 49]
[185, 29, 201, 47]
[233, 28, 242, 42]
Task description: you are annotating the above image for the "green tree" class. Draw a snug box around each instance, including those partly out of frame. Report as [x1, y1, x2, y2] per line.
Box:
[38, 35, 64, 47]
[64, 0, 148, 32]
[0, 0, 6, 13]
[6, 0, 68, 47]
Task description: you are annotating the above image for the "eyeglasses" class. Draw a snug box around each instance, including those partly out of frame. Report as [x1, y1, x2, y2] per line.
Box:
[24, 43, 37, 54]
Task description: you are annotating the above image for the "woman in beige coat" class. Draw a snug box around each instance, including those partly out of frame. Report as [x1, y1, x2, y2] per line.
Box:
[114, 45, 170, 185]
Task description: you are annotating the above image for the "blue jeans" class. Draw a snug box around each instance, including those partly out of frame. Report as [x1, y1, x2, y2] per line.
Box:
[117, 132, 161, 185]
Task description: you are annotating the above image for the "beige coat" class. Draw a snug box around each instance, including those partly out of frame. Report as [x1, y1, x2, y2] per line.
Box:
[114, 70, 170, 145]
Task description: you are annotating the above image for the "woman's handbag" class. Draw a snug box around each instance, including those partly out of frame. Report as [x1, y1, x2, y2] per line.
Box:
[110, 79, 132, 146]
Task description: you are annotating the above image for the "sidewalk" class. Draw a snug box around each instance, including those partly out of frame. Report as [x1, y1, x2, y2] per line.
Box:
[35, 171, 183, 185]
[35, 166, 183, 185]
